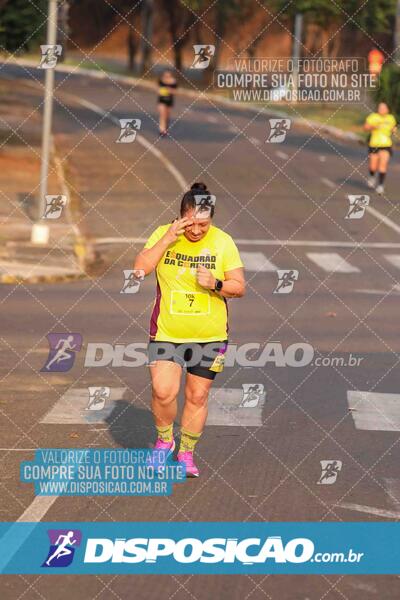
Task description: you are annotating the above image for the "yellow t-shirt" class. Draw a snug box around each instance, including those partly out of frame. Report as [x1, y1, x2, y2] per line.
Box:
[143, 224, 243, 342]
[366, 112, 396, 147]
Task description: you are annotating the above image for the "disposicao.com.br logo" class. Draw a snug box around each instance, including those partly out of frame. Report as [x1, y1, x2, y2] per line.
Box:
[84, 536, 313, 564]
[83, 536, 363, 566]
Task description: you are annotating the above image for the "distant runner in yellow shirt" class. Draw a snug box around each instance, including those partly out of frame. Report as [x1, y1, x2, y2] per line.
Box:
[134, 182, 245, 477]
[364, 102, 396, 194]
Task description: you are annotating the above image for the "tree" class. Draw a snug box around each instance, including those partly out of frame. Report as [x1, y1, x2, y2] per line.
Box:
[160, 0, 198, 71]
[348, 0, 395, 35]
[0, 0, 48, 53]
[273, 0, 396, 57]
[138, 0, 154, 74]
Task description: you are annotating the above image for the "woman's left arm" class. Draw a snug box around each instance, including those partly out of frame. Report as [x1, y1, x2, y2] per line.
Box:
[219, 267, 246, 298]
[196, 265, 245, 298]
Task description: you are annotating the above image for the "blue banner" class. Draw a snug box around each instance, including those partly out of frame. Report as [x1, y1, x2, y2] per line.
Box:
[0, 522, 398, 574]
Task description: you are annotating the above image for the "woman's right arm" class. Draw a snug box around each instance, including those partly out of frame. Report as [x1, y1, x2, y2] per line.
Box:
[133, 217, 193, 275]
[364, 114, 374, 131]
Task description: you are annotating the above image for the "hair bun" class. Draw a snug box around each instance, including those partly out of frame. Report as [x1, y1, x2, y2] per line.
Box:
[190, 182, 208, 193]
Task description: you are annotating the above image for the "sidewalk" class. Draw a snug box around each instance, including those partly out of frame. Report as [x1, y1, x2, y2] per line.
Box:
[0, 79, 87, 284]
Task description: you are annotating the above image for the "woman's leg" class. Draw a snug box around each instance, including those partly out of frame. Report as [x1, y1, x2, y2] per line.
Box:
[376, 150, 390, 192]
[165, 106, 171, 131]
[368, 151, 379, 177]
[177, 373, 215, 476]
[158, 103, 167, 134]
[182, 373, 214, 433]
[150, 360, 182, 428]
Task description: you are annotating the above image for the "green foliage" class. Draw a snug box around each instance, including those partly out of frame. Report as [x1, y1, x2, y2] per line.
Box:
[373, 63, 400, 121]
[0, 0, 47, 53]
[272, 0, 396, 32]
[348, 0, 396, 35]
[272, 0, 342, 26]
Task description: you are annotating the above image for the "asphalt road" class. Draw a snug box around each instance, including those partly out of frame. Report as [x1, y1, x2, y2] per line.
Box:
[1, 63, 400, 599]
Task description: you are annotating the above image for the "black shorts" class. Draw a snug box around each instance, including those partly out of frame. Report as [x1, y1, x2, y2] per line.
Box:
[147, 340, 228, 380]
[158, 96, 173, 107]
[368, 146, 393, 156]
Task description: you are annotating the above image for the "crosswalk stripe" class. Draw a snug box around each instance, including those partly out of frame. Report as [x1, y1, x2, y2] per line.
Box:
[207, 387, 266, 426]
[383, 478, 400, 509]
[240, 251, 277, 272]
[384, 254, 400, 269]
[307, 252, 360, 273]
[40, 387, 126, 424]
[347, 391, 400, 431]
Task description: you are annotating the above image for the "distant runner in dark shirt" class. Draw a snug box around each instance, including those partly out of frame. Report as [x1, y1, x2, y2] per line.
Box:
[158, 70, 177, 136]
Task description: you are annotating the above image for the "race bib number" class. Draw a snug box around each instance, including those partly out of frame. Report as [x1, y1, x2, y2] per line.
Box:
[170, 291, 210, 315]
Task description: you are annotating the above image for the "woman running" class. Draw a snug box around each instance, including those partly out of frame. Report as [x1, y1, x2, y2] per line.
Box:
[157, 70, 177, 136]
[364, 102, 396, 194]
[134, 182, 245, 477]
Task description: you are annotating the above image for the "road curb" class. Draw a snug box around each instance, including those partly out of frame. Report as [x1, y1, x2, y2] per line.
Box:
[8, 58, 360, 143]
[0, 271, 86, 285]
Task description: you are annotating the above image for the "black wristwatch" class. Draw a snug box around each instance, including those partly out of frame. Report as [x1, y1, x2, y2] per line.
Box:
[214, 279, 223, 292]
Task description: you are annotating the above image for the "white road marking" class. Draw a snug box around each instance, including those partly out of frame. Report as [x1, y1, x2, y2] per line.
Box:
[0, 448, 39, 452]
[321, 177, 335, 188]
[92, 238, 400, 249]
[319, 156, 326, 162]
[249, 136, 262, 147]
[240, 251, 277, 272]
[384, 254, 400, 269]
[383, 478, 400, 509]
[307, 252, 360, 273]
[17, 496, 57, 522]
[356, 285, 400, 295]
[75, 96, 188, 192]
[275, 150, 289, 159]
[335, 502, 400, 519]
[40, 387, 126, 424]
[347, 390, 400, 431]
[207, 388, 266, 426]
[366, 205, 400, 236]
[10, 76, 188, 193]
[0, 496, 59, 572]
[228, 125, 240, 134]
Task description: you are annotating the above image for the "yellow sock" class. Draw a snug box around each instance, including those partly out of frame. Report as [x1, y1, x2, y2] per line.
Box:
[156, 423, 174, 443]
[179, 428, 202, 453]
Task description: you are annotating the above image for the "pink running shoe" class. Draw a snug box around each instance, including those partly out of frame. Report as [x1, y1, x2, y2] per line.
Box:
[154, 437, 175, 454]
[177, 451, 199, 478]
[153, 438, 175, 471]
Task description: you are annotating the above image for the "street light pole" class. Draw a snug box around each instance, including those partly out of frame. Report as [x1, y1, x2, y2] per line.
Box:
[31, 0, 58, 245]
[292, 13, 303, 103]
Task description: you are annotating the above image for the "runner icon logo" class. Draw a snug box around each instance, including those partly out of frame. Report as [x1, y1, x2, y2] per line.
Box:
[193, 194, 216, 219]
[41, 333, 83, 372]
[43, 195, 67, 219]
[42, 529, 82, 568]
[190, 45, 215, 69]
[240, 383, 265, 407]
[38, 45, 62, 69]
[116, 119, 142, 143]
[266, 118, 291, 143]
[86, 386, 110, 411]
[120, 269, 145, 294]
[345, 195, 370, 219]
[274, 269, 299, 294]
[317, 460, 342, 485]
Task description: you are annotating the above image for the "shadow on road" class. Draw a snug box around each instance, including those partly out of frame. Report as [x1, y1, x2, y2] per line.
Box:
[105, 400, 156, 448]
